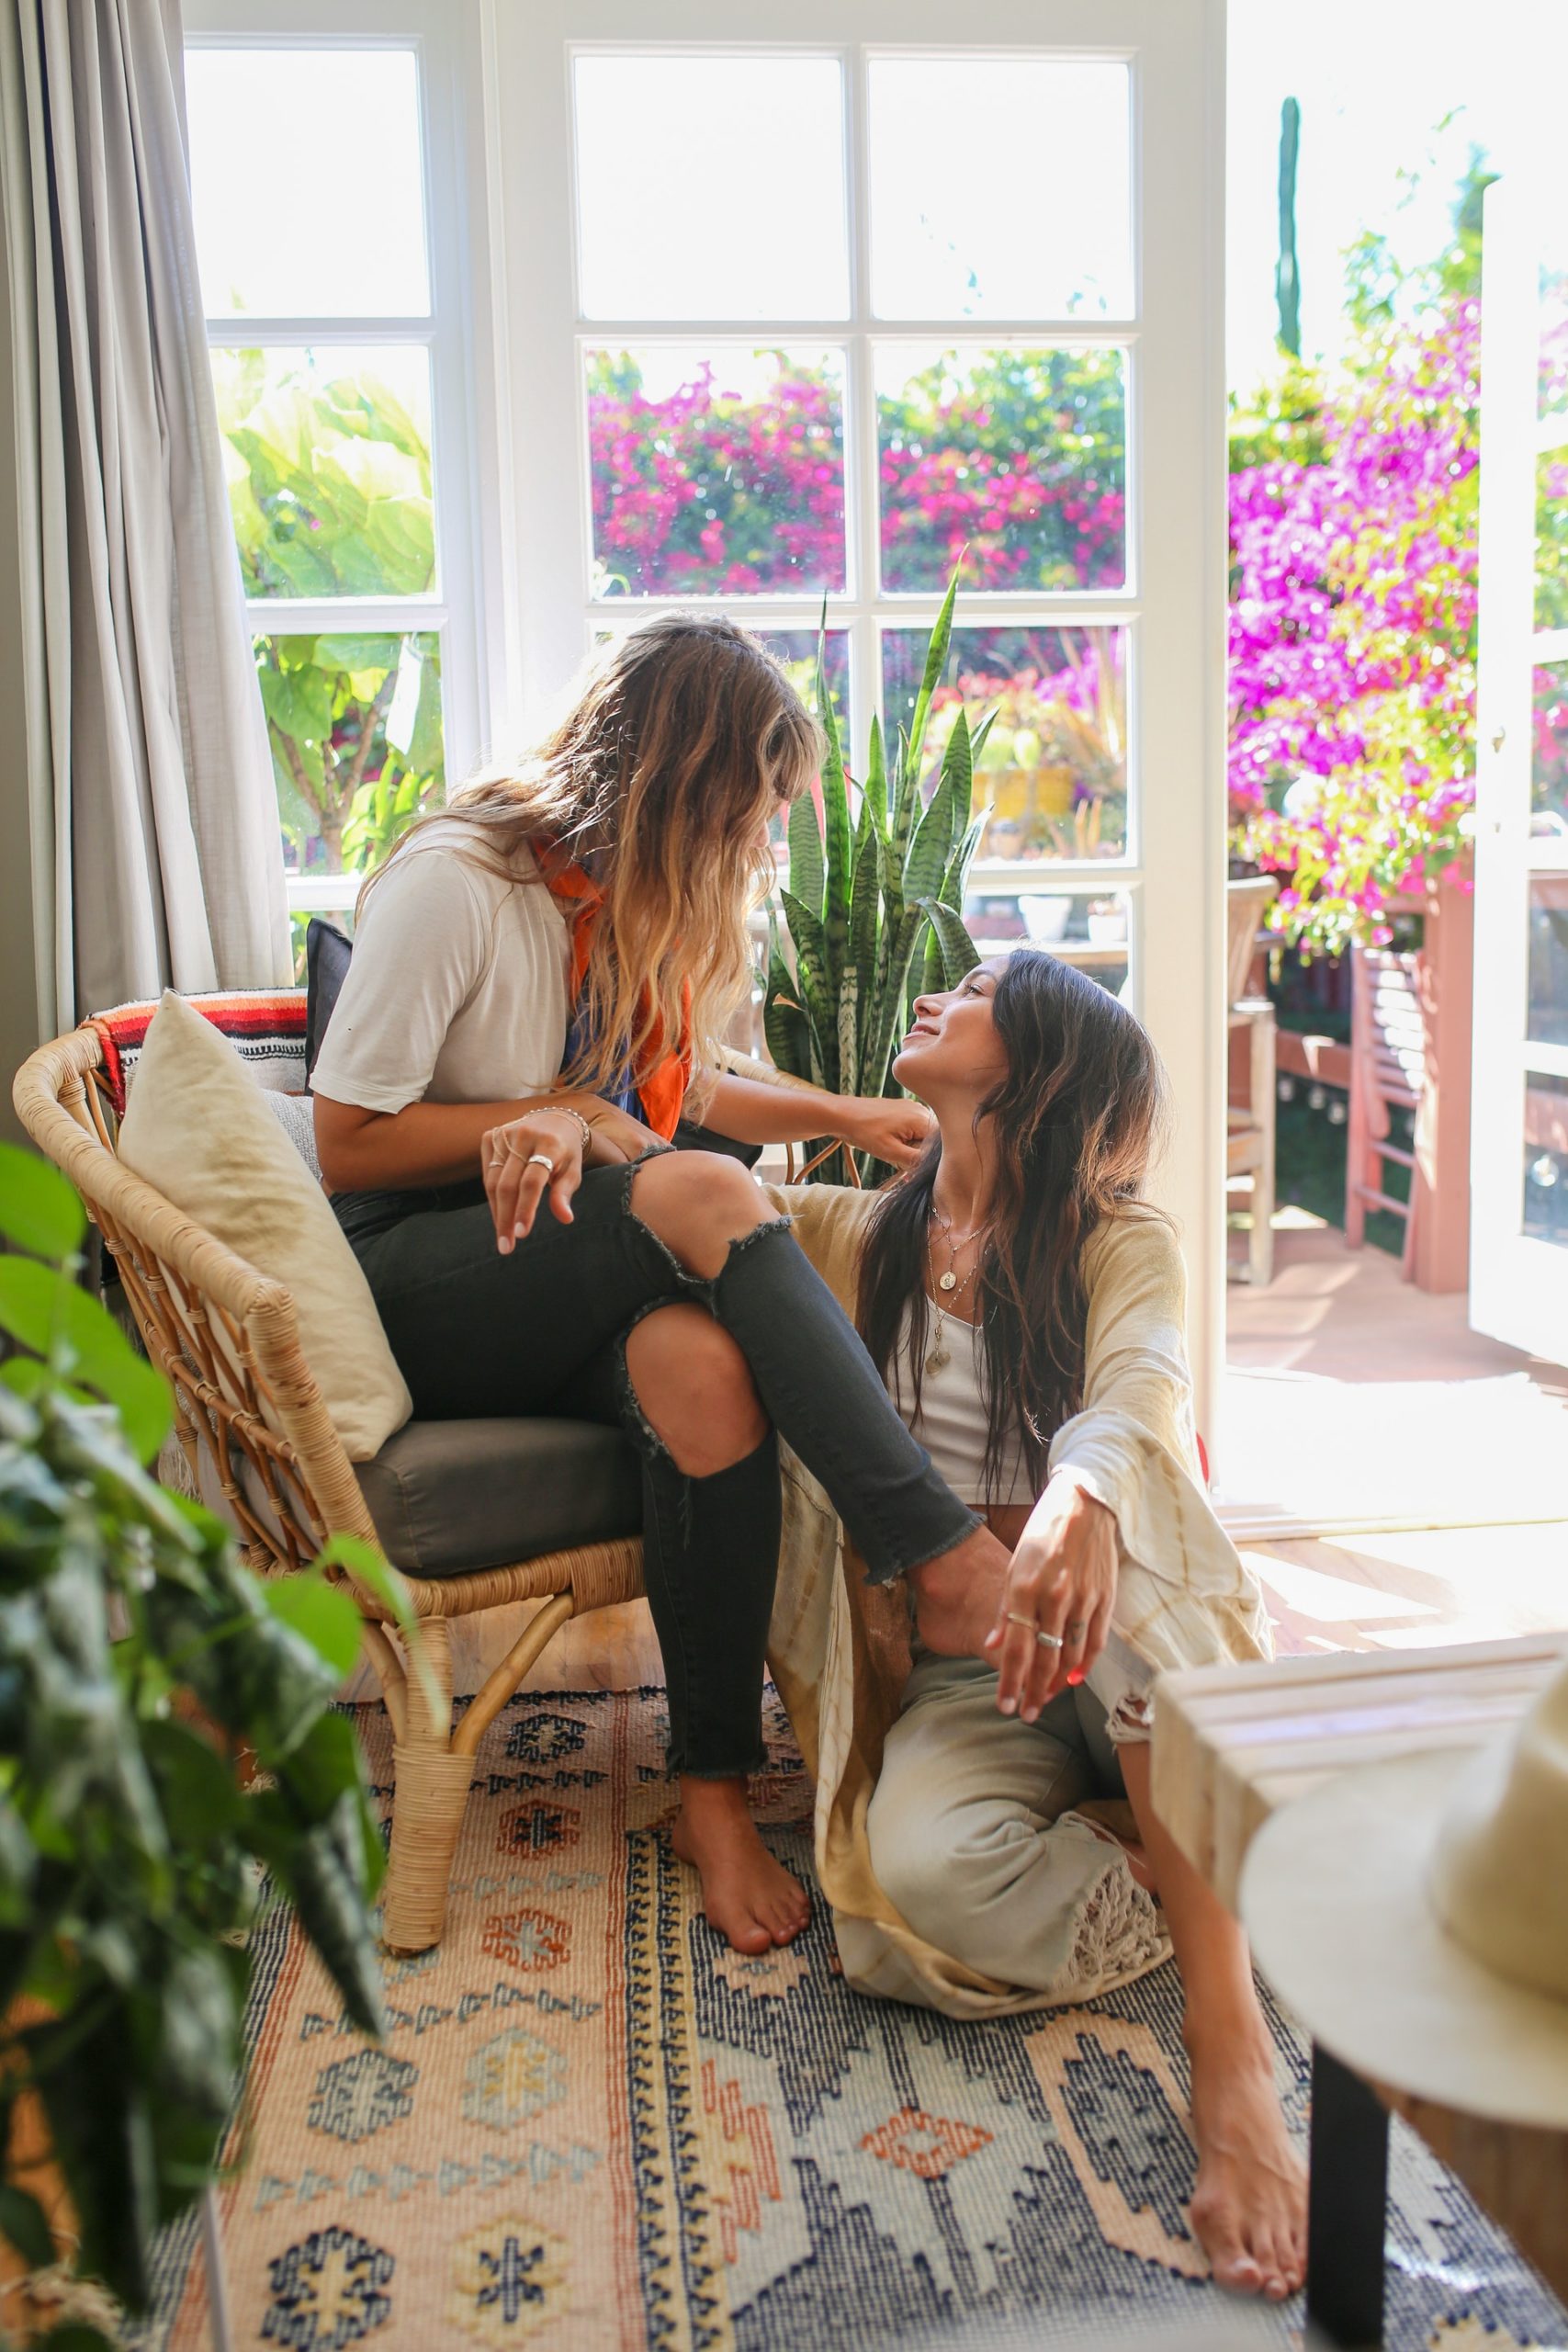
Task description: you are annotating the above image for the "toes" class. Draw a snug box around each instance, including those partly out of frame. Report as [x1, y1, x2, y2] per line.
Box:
[716, 1911, 773, 1956]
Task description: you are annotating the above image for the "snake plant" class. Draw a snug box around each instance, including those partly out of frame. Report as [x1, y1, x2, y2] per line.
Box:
[764, 574, 987, 1181]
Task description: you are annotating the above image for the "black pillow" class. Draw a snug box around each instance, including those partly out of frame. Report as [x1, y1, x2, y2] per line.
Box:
[304, 917, 354, 1088]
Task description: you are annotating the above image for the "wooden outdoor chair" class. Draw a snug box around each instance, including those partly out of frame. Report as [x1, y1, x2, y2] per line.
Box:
[1346, 944, 1424, 1278]
[11, 995, 827, 1955]
[1225, 876, 1279, 1286]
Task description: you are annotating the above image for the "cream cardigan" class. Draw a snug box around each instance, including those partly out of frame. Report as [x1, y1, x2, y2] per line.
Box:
[761, 1182, 1273, 2018]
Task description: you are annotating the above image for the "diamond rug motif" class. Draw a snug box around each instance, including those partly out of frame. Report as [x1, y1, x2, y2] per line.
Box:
[142, 1689, 1567, 2350]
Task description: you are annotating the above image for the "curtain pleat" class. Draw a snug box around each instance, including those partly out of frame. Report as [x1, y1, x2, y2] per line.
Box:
[6, 0, 290, 1020]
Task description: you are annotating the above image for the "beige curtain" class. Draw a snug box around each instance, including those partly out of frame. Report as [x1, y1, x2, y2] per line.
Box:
[0, 0, 289, 1023]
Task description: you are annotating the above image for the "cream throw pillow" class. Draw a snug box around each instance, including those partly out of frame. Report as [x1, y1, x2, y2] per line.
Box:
[118, 991, 412, 1460]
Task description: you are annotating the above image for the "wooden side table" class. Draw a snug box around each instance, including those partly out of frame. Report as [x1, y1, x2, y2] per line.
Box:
[1152, 1634, 1568, 2344]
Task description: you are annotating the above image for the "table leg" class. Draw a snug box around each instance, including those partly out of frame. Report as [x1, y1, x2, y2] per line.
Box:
[1307, 2041, 1389, 2346]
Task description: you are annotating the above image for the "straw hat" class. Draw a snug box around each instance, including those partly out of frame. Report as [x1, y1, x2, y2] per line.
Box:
[1239, 1654, 1568, 2128]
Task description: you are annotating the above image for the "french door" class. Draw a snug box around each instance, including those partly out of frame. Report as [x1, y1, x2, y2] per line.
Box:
[1472, 176, 1568, 1362]
[489, 0, 1229, 1427]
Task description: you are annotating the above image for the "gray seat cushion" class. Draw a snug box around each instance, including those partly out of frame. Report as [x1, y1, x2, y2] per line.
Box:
[355, 1417, 642, 1577]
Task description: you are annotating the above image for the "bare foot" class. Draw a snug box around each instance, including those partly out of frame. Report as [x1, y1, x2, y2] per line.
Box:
[671, 1778, 811, 1954]
[1186, 2025, 1307, 2300]
[908, 1525, 1012, 1656]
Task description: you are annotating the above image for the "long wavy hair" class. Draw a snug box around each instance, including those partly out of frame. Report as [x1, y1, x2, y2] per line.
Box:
[857, 950, 1169, 1501]
[360, 616, 823, 1095]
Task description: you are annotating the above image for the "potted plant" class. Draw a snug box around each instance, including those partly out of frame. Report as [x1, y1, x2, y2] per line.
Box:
[763, 573, 990, 1182]
[0, 1141, 407, 2346]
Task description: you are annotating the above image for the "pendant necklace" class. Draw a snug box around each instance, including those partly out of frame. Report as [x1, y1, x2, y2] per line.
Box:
[923, 1237, 982, 1374]
[930, 1204, 992, 1294]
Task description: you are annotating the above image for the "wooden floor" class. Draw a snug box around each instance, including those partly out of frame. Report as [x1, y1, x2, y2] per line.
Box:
[1223, 1218, 1568, 1658]
[503, 1216, 1568, 1698]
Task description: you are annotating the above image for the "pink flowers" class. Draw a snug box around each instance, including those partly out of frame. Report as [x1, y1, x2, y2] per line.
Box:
[1228, 300, 1483, 954]
[586, 347, 1126, 598]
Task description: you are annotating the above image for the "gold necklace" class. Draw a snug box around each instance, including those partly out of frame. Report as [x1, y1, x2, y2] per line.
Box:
[929, 1207, 992, 1295]
[923, 1238, 981, 1372]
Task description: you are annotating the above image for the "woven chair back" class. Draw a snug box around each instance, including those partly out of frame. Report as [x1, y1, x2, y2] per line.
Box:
[11, 1023, 379, 1594]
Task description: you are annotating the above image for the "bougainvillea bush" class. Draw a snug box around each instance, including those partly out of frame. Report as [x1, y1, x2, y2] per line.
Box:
[1226, 295, 1482, 954]
[1226, 169, 1568, 955]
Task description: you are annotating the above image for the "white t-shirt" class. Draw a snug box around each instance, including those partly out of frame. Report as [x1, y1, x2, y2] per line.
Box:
[310, 823, 572, 1115]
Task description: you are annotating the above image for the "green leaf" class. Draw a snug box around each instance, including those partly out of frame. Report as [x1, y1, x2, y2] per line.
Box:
[263, 1575, 364, 1684]
[786, 789, 824, 924]
[904, 763, 961, 911]
[863, 715, 887, 839]
[762, 940, 815, 1084]
[818, 694, 852, 1001]
[0, 1261, 172, 1462]
[0, 2179, 58, 2270]
[937, 704, 975, 820]
[917, 897, 983, 987]
[779, 889, 834, 1088]
[310, 1533, 441, 1719]
[905, 566, 961, 791]
[0, 1145, 86, 1261]
[848, 809, 883, 1091]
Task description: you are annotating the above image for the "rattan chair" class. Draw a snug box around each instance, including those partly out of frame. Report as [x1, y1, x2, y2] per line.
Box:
[12, 1008, 829, 1954]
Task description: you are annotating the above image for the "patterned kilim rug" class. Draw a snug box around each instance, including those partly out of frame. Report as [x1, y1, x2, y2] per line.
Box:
[145, 1688, 1567, 2352]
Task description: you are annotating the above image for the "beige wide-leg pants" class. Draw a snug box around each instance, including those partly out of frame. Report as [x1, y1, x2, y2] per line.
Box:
[866, 1640, 1167, 1997]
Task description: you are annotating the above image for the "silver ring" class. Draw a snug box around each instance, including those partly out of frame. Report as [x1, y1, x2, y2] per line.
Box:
[1005, 1611, 1064, 1651]
[525, 1152, 556, 1174]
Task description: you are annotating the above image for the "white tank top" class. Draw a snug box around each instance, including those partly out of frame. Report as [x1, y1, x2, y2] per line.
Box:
[892, 1300, 1035, 1509]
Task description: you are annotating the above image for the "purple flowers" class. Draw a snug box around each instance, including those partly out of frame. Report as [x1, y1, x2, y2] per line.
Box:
[1228, 300, 1483, 953]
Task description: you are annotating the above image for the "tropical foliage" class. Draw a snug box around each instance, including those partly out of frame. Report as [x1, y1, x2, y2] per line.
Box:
[213, 350, 445, 883]
[763, 578, 985, 1182]
[0, 1143, 400, 2333]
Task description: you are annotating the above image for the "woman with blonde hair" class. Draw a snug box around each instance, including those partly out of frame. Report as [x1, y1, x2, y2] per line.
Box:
[310, 615, 1012, 1955]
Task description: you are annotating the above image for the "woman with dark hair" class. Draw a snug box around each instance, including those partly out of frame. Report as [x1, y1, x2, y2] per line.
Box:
[775, 948, 1304, 2299]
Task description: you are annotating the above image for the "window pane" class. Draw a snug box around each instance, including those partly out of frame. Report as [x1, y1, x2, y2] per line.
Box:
[587, 348, 846, 596]
[755, 630, 851, 725]
[212, 347, 434, 600]
[574, 56, 849, 321]
[883, 626, 1128, 864]
[1529, 876, 1568, 1050]
[876, 346, 1126, 594]
[186, 50, 428, 318]
[1540, 265, 1568, 434]
[868, 59, 1132, 320]
[259, 632, 444, 878]
[1523, 1072, 1568, 1247]
[1538, 449, 1568, 629]
[1533, 662, 1568, 831]
[958, 887, 1133, 999]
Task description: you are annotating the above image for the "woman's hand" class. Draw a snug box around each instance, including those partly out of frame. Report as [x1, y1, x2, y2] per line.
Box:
[984, 1477, 1120, 1721]
[481, 1111, 586, 1253]
[833, 1093, 936, 1170]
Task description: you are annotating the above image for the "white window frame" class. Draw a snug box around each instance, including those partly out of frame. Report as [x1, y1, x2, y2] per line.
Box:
[182, 0, 491, 919]
[1471, 173, 1568, 1360]
[488, 0, 1228, 1431]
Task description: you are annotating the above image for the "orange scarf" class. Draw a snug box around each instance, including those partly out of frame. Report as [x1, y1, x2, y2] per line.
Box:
[543, 855, 693, 1141]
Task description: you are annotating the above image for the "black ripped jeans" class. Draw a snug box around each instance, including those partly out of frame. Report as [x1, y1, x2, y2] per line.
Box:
[337, 1163, 980, 1779]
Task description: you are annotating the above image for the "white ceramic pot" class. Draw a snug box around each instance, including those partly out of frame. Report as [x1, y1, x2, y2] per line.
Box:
[1021, 895, 1073, 944]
